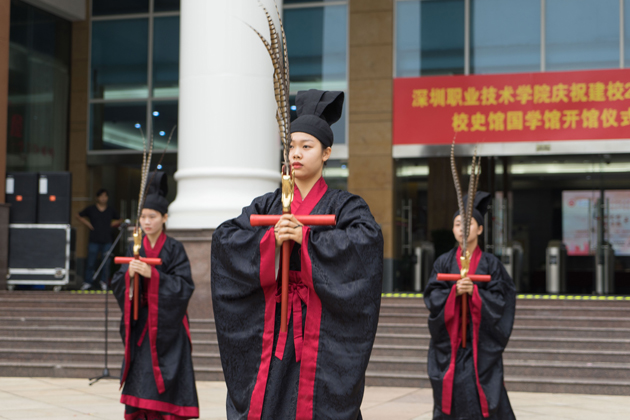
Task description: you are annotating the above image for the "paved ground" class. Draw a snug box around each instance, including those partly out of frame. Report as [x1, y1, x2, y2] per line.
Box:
[0, 377, 628, 419]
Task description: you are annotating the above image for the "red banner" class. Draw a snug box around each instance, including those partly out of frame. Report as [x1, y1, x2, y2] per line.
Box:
[393, 69, 630, 145]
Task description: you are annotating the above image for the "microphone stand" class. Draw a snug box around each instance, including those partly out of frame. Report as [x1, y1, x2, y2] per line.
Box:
[89, 220, 130, 385]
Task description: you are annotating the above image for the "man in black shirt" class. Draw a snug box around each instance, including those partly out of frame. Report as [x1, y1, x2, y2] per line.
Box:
[76, 189, 122, 290]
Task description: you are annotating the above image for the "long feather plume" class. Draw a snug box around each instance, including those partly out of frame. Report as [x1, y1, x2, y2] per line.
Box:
[450, 139, 466, 248]
[250, 1, 291, 172]
[140, 125, 177, 211]
[135, 125, 155, 228]
[463, 151, 477, 248]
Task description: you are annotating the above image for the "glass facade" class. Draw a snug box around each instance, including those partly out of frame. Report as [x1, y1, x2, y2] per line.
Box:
[92, 0, 149, 16]
[6, 0, 71, 172]
[396, 0, 465, 77]
[285, 1, 348, 145]
[396, 0, 629, 76]
[546, 0, 619, 71]
[91, 19, 149, 100]
[471, 0, 540, 74]
[89, 3, 179, 151]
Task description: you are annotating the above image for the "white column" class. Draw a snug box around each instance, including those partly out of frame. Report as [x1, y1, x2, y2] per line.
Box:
[168, 0, 282, 229]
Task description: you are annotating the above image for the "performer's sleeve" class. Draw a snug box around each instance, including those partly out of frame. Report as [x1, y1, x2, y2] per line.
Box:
[303, 194, 383, 415]
[111, 245, 133, 311]
[150, 241, 195, 393]
[476, 258, 516, 347]
[424, 254, 457, 350]
[471, 256, 516, 416]
[78, 206, 89, 218]
[211, 192, 278, 416]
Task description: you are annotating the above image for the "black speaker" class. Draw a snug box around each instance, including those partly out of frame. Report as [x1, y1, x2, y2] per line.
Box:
[5, 172, 38, 223]
[37, 172, 72, 224]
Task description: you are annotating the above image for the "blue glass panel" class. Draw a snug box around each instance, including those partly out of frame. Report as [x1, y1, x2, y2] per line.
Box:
[154, 0, 180, 12]
[546, 0, 619, 71]
[91, 19, 149, 99]
[90, 103, 147, 150]
[285, 5, 347, 91]
[471, 0, 540, 74]
[153, 17, 180, 97]
[93, 0, 149, 16]
[151, 101, 178, 151]
[7, 0, 71, 172]
[624, 1, 630, 67]
[396, 0, 465, 77]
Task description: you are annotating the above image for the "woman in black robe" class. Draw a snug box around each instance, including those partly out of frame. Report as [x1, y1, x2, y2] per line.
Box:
[212, 90, 383, 420]
[424, 192, 516, 420]
[111, 173, 199, 420]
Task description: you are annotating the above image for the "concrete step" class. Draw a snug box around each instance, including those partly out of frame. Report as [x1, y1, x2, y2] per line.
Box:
[514, 315, 630, 329]
[0, 325, 215, 340]
[0, 336, 219, 353]
[504, 360, 630, 381]
[504, 348, 630, 364]
[512, 326, 630, 339]
[0, 349, 222, 368]
[365, 371, 630, 396]
[371, 345, 629, 364]
[0, 361, 226, 382]
[507, 336, 630, 351]
[503, 376, 630, 396]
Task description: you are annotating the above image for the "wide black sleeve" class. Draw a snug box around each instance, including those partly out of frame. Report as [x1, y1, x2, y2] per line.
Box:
[153, 239, 196, 389]
[308, 193, 384, 418]
[211, 191, 279, 417]
[478, 255, 516, 348]
[423, 250, 458, 358]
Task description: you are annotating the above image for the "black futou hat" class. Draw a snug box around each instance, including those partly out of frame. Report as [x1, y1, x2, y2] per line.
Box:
[143, 171, 169, 215]
[290, 89, 344, 148]
[453, 191, 492, 227]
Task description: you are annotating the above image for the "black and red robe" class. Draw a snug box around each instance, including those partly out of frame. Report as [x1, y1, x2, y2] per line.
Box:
[111, 232, 199, 420]
[211, 177, 383, 420]
[424, 246, 516, 420]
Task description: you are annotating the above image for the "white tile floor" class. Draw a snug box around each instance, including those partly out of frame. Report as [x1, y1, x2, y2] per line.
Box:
[0, 377, 628, 420]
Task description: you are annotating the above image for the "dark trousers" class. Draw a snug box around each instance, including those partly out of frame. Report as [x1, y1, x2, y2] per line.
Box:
[84, 242, 112, 284]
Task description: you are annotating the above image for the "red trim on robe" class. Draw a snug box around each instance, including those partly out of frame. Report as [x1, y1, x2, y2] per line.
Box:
[121, 394, 199, 418]
[441, 285, 461, 415]
[456, 245, 482, 275]
[247, 177, 329, 420]
[120, 232, 168, 393]
[143, 233, 168, 393]
[247, 228, 278, 420]
[296, 226, 323, 420]
[471, 285, 490, 417]
[442, 245, 489, 417]
[147, 265, 166, 393]
[274, 271, 309, 362]
[121, 270, 132, 388]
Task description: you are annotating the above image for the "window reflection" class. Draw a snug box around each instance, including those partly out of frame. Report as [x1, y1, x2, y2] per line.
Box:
[90, 103, 147, 151]
[285, 5, 347, 91]
[91, 19, 149, 99]
[154, 0, 180, 13]
[546, 0, 619, 71]
[471, 0, 540, 74]
[92, 0, 149, 16]
[153, 17, 180, 97]
[7, 0, 71, 172]
[395, 0, 465, 77]
[151, 102, 178, 151]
